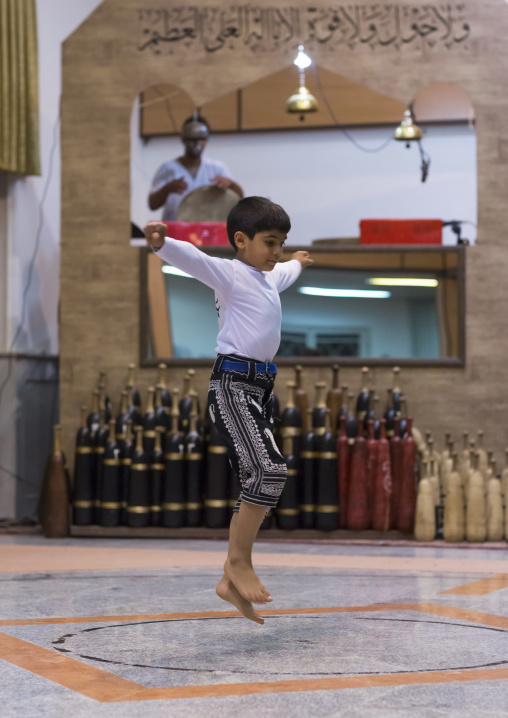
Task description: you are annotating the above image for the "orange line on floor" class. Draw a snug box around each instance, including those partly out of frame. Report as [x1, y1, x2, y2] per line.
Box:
[440, 574, 508, 595]
[0, 604, 419, 627]
[0, 633, 147, 702]
[129, 667, 508, 701]
[4, 603, 508, 631]
[412, 603, 508, 630]
[2, 627, 508, 702]
[2, 544, 508, 575]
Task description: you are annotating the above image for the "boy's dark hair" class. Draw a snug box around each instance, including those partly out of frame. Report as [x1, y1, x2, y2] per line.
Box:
[226, 196, 291, 250]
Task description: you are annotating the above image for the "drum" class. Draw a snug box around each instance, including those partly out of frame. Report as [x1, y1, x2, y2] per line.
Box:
[176, 185, 239, 222]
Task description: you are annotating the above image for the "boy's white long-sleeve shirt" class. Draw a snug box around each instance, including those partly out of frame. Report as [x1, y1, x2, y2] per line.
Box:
[154, 237, 302, 362]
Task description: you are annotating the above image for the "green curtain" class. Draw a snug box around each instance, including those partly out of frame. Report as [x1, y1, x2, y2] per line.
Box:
[0, 0, 40, 175]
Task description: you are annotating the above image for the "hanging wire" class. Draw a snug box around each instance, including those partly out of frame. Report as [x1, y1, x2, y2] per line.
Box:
[417, 137, 431, 182]
[310, 64, 394, 153]
[144, 85, 179, 134]
[405, 103, 431, 183]
[0, 462, 41, 490]
[138, 87, 182, 111]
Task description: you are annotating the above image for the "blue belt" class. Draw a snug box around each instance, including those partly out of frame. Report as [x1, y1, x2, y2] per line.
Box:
[221, 359, 277, 375]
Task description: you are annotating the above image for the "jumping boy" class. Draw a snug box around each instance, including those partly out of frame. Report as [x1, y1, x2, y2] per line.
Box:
[144, 196, 313, 624]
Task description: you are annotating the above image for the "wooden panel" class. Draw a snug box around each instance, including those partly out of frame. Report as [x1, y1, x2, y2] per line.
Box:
[140, 73, 472, 140]
[413, 83, 475, 123]
[140, 84, 238, 136]
[437, 278, 459, 358]
[241, 65, 406, 130]
[293, 248, 461, 273]
[445, 253, 459, 270]
[403, 253, 445, 271]
[201, 90, 239, 131]
[140, 84, 194, 135]
[70, 525, 414, 540]
[141, 66, 406, 137]
[308, 65, 407, 126]
[147, 253, 173, 358]
[311, 253, 403, 270]
[241, 65, 333, 129]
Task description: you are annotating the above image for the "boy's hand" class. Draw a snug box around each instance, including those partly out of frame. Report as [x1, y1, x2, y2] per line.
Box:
[292, 251, 313, 269]
[144, 221, 167, 250]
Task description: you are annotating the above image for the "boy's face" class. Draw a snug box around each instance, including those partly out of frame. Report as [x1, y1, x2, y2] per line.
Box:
[234, 230, 287, 272]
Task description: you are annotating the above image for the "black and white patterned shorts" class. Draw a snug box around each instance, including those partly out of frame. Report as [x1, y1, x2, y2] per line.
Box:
[207, 355, 287, 512]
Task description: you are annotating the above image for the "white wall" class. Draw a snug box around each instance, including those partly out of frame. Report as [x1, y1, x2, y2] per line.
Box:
[131, 100, 477, 247]
[0, 0, 104, 519]
[1, 0, 104, 356]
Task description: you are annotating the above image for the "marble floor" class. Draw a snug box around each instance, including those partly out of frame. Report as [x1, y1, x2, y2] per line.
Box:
[1, 536, 508, 717]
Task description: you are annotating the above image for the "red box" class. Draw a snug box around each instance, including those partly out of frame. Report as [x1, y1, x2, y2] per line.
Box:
[163, 221, 229, 247]
[360, 219, 443, 245]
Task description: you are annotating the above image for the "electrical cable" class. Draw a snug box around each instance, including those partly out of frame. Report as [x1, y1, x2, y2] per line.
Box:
[0, 462, 41, 490]
[153, 85, 179, 134]
[0, 358, 13, 411]
[311, 64, 394, 153]
[0, 107, 61, 408]
[404, 102, 431, 183]
[417, 138, 431, 182]
[138, 87, 182, 112]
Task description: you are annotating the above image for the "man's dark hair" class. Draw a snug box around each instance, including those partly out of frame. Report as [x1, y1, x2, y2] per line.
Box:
[226, 196, 291, 250]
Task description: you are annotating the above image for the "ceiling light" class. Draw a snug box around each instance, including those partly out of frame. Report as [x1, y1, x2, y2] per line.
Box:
[162, 265, 192, 278]
[394, 108, 422, 142]
[299, 287, 390, 299]
[286, 45, 318, 119]
[368, 278, 438, 287]
[394, 105, 430, 182]
[294, 46, 312, 69]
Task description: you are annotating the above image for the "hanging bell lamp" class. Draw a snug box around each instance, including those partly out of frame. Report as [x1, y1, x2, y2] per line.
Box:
[394, 109, 422, 142]
[286, 45, 318, 120]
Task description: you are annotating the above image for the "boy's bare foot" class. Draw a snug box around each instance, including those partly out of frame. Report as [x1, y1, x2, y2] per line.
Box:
[216, 576, 264, 625]
[224, 558, 272, 604]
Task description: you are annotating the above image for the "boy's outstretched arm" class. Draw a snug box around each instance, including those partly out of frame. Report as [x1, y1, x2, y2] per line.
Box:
[143, 220, 234, 293]
[144, 221, 166, 251]
[291, 250, 313, 269]
[272, 251, 313, 293]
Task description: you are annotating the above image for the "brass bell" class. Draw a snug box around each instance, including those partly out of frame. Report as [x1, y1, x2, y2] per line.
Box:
[286, 85, 319, 114]
[394, 109, 422, 142]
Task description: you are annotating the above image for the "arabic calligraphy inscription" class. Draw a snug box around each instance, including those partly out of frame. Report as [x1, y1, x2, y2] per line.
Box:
[137, 5, 471, 55]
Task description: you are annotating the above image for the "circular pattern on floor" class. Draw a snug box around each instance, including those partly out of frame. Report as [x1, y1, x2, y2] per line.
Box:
[53, 610, 508, 679]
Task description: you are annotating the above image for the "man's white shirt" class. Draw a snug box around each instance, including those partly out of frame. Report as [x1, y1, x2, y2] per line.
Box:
[150, 158, 233, 221]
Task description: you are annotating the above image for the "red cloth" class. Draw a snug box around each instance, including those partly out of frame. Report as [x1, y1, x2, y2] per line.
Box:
[360, 219, 443, 245]
[162, 221, 229, 246]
